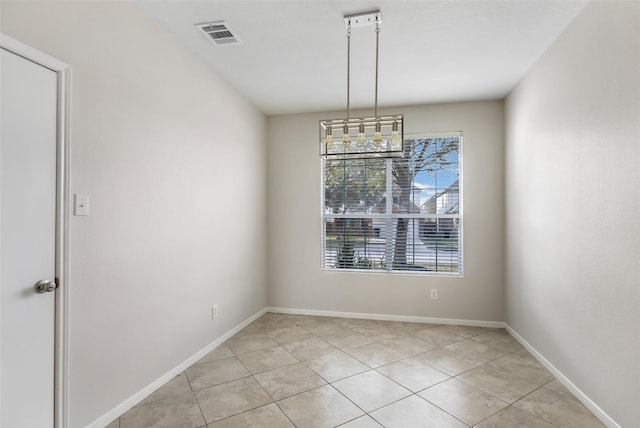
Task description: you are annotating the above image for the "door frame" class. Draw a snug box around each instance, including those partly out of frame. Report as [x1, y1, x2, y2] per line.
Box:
[1, 33, 70, 428]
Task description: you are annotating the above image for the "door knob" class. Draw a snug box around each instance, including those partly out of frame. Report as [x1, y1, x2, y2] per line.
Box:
[34, 279, 56, 293]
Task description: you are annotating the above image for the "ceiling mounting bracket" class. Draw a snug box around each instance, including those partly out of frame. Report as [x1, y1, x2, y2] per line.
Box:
[344, 10, 381, 28]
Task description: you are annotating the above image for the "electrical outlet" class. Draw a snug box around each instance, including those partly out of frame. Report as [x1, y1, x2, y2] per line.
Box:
[212, 304, 218, 319]
[430, 289, 438, 300]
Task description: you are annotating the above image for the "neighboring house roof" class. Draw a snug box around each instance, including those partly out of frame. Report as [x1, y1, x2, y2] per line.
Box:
[422, 179, 459, 214]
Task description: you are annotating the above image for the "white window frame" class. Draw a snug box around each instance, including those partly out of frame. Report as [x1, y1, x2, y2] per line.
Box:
[321, 132, 463, 276]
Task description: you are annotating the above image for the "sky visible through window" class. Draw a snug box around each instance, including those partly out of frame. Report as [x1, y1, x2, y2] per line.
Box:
[410, 137, 460, 211]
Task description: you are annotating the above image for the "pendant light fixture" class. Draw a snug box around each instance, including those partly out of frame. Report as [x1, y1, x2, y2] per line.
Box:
[320, 10, 404, 159]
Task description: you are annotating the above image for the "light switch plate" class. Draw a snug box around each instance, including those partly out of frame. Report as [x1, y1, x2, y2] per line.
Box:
[74, 193, 89, 216]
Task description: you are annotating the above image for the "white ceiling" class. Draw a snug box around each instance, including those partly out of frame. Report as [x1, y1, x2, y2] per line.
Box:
[134, 0, 588, 115]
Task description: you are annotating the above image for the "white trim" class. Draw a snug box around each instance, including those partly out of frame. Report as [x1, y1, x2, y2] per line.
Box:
[87, 307, 267, 428]
[270, 308, 617, 426]
[267, 306, 505, 328]
[0, 33, 68, 72]
[457, 133, 464, 277]
[1, 33, 71, 428]
[54, 45, 71, 428]
[320, 132, 464, 276]
[505, 324, 620, 428]
[85, 308, 619, 428]
[320, 267, 462, 277]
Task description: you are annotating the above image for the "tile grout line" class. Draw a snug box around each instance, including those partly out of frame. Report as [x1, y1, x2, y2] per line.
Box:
[253, 315, 506, 427]
[183, 369, 209, 427]
[118, 313, 599, 428]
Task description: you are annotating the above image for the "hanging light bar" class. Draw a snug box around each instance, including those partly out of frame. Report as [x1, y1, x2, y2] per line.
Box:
[320, 10, 404, 159]
[320, 115, 403, 158]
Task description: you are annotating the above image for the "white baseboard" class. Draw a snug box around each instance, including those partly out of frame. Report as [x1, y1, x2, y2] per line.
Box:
[88, 307, 267, 428]
[90, 308, 618, 428]
[505, 324, 620, 428]
[266, 306, 506, 328]
[272, 307, 619, 427]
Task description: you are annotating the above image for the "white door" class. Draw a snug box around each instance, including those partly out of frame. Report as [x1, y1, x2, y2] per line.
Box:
[1, 47, 58, 428]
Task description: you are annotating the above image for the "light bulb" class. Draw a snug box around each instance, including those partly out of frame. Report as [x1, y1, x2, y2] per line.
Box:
[391, 121, 400, 146]
[373, 122, 382, 147]
[357, 123, 366, 147]
[342, 124, 351, 148]
[325, 126, 333, 150]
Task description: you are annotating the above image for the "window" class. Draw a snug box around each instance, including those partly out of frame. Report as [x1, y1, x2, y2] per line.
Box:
[322, 133, 462, 274]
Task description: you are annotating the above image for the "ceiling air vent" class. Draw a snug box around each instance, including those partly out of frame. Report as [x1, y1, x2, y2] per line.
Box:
[196, 21, 242, 46]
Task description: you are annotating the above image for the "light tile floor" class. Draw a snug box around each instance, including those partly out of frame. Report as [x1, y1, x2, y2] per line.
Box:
[106, 313, 604, 428]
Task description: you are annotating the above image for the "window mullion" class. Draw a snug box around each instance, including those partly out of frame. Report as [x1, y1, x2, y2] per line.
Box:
[363, 160, 368, 261]
[385, 157, 393, 271]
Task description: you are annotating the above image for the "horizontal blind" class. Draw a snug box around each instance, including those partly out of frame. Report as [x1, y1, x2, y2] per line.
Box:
[322, 134, 462, 274]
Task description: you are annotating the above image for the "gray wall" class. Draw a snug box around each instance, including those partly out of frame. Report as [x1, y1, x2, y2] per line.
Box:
[505, 1, 640, 426]
[267, 101, 505, 322]
[1, 2, 267, 427]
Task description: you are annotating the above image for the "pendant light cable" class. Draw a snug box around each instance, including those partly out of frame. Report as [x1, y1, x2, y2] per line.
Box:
[346, 20, 351, 121]
[321, 10, 404, 159]
[374, 15, 380, 118]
